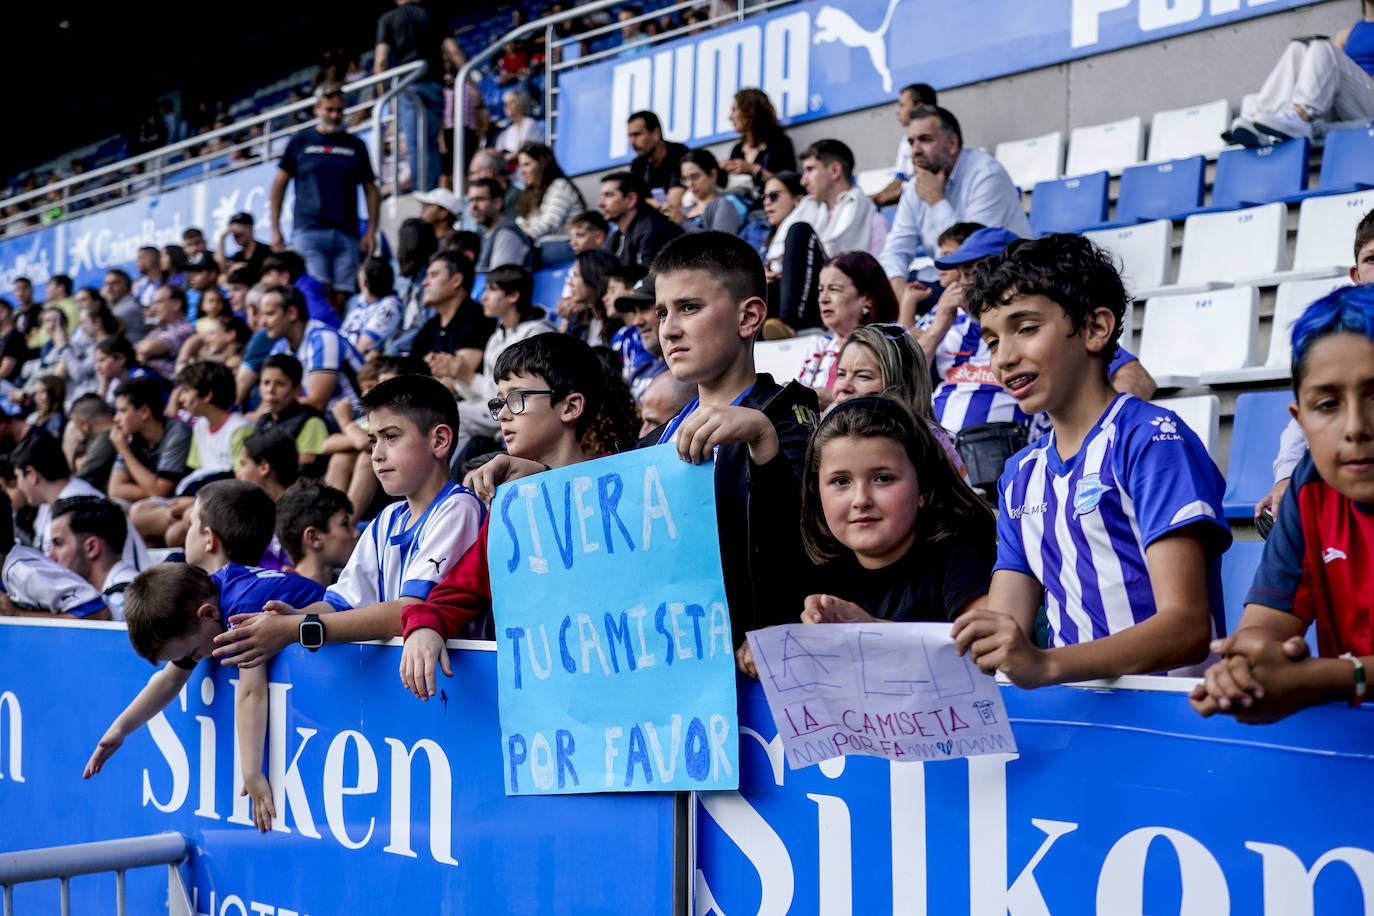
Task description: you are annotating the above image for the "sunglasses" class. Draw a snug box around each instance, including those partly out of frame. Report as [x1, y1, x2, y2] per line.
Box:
[764, 191, 785, 203]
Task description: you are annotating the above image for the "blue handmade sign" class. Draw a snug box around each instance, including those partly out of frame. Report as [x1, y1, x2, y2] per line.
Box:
[488, 444, 740, 795]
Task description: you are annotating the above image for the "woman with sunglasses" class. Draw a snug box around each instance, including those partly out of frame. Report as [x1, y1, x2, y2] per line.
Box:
[759, 170, 826, 330]
[796, 252, 899, 411]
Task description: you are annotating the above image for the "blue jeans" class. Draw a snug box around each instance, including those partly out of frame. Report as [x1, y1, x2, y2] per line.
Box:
[400, 82, 444, 193]
[293, 227, 360, 293]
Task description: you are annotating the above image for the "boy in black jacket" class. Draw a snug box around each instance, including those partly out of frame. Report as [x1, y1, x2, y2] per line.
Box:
[639, 231, 818, 650]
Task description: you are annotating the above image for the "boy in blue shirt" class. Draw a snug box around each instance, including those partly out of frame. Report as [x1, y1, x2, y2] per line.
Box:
[82, 480, 323, 832]
[1192, 285, 1374, 722]
[211, 374, 484, 663]
[951, 233, 1230, 686]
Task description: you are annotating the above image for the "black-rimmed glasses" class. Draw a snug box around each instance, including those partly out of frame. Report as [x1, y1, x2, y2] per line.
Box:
[487, 389, 556, 421]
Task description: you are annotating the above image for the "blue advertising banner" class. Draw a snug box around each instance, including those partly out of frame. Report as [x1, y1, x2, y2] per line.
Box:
[488, 444, 740, 795]
[554, 0, 1310, 176]
[0, 620, 678, 915]
[696, 676, 1374, 915]
[0, 225, 59, 290]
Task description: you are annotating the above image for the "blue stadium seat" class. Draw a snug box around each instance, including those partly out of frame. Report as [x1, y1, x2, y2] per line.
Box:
[1305, 125, 1374, 198]
[1220, 539, 1266, 637]
[1028, 171, 1109, 236]
[1222, 390, 1295, 519]
[1219, 538, 1318, 655]
[1110, 156, 1206, 225]
[532, 264, 570, 311]
[1208, 138, 1309, 210]
[534, 238, 575, 269]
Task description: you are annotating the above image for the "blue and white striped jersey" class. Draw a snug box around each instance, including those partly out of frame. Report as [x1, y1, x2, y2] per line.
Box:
[995, 394, 1230, 649]
[271, 319, 365, 408]
[916, 307, 1027, 432]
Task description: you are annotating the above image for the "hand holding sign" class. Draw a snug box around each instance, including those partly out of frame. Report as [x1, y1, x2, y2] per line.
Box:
[746, 622, 1016, 769]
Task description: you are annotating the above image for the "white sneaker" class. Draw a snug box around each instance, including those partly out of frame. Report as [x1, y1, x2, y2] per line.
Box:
[1253, 108, 1313, 142]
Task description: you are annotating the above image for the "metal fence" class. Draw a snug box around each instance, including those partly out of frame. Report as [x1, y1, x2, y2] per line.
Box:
[0, 832, 192, 916]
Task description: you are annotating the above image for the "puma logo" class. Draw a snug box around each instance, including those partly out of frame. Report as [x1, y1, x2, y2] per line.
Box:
[426, 557, 445, 575]
[813, 0, 902, 94]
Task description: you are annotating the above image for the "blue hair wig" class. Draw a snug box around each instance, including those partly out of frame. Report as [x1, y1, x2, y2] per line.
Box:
[1289, 283, 1374, 395]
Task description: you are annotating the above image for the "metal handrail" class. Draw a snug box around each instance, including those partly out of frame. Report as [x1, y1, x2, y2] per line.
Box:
[0, 62, 425, 242]
[0, 832, 191, 916]
[454, 0, 798, 185]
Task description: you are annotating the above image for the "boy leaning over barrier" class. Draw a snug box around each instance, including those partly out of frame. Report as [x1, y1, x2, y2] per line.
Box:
[951, 233, 1231, 687]
[82, 480, 323, 831]
[398, 333, 607, 699]
[1193, 285, 1374, 722]
[211, 374, 484, 664]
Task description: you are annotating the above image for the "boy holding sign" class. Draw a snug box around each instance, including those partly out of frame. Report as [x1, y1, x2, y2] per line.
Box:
[467, 232, 819, 651]
[211, 375, 485, 663]
[398, 334, 607, 698]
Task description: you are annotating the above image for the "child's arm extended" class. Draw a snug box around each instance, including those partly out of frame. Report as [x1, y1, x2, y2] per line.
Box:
[83, 663, 194, 778]
[954, 531, 1213, 687]
[1190, 604, 1363, 723]
[235, 663, 275, 832]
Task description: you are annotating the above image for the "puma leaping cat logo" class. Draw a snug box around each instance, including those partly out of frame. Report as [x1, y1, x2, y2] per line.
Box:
[812, 0, 902, 94]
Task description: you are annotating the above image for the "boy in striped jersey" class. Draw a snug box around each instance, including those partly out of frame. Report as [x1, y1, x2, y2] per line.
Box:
[952, 234, 1230, 687]
[1193, 285, 1374, 722]
[209, 374, 485, 666]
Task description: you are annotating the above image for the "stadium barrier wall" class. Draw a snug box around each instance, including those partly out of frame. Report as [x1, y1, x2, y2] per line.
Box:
[3, 619, 1371, 914]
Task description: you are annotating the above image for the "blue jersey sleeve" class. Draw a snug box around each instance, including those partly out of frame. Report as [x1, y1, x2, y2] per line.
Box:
[1245, 453, 1313, 612]
[992, 453, 1034, 576]
[1118, 404, 1231, 552]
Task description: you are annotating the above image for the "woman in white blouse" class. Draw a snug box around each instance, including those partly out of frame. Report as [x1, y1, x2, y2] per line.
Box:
[514, 142, 587, 242]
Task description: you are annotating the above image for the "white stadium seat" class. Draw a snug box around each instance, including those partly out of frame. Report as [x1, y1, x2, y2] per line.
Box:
[1138, 285, 1260, 389]
[1065, 115, 1144, 177]
[855, 167, 896, 197]
[1146, 98, 1231, 163]
[1149, 202, 1287, 297]
[1239, 189, 1374, 286]
[995, 131, 1063, 190]
[1200, 276, 1350, 385]
[1150, 395, 1221, 460]
[754, 335, 822, 384]
[1083, 219, 1174, 300]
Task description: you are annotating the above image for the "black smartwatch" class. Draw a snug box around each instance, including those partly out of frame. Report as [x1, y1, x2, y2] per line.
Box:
[298, 613, 325, 652]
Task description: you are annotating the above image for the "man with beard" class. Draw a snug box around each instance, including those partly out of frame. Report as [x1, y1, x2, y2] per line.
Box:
[877, 105, 1029, 325]
[270, 82, 381, 316]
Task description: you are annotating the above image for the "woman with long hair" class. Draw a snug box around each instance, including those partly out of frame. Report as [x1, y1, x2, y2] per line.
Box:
[514, 142, 587, 241]
[565, 249, 624, 347]
[758, 170, 826, 330]
[389, 217, 440, 355]
[796, 251, 899, 409]
[720, 88, 796, 193]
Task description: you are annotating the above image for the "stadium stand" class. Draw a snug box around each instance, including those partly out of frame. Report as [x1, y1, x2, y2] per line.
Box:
[1154, 202, 1288, 296]
[1206, 138, 1310, 211]
[1241, 189, 1374, 286]
[1151, 394, 1221, 460]
[1064, 115, 1145, 178]
[1027, 171, 1110, 236]
[994, 131, 1063, 191]
[1108, 156, 1207, 225]
[1145, 98, 1232, 163]
[1221, 389, 1299, 520]
[1083, 219, 1175, 300]
[1202, 276, 1351, 386]
[1138, 286, 1260, 390]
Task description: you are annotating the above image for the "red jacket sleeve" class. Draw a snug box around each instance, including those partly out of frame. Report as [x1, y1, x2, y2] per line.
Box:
[400, 517, 491, 640]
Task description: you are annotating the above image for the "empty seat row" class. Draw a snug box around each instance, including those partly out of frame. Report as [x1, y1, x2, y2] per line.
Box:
[1026, 126, 1374, 235]
[995, 98, 1237, 190]
[1080, 188, 1371, 299]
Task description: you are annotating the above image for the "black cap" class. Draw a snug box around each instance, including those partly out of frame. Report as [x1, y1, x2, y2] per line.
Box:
[186, 252, 217, 271]
[229, 211, 254, 225]
[613, 275, 655, 314]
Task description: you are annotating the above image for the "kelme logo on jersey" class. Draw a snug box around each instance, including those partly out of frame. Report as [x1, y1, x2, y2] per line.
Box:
[1073, 473, 1111, 519]
[1150, 415, 1183, 443]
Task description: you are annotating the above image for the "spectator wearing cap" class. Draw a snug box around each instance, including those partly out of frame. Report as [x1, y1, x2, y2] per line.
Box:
[216, 211, 269, 275]
[183, 254, 222, 322]
[414, 187, 461, 238]
[878, 105, 1030, 326]
[611, 274, 669, 400]
[269, 81, 381, 316]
